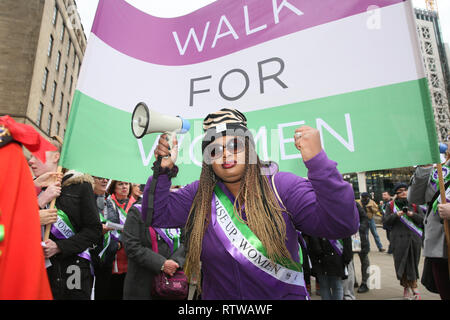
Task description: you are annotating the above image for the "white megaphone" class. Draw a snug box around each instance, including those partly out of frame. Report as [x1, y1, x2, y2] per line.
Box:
[131, 102, 190, 141]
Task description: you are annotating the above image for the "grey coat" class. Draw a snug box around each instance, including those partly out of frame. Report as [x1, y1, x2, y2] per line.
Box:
[408, 164, 449, 258]
[122, 206, 186, 300]
[383, 201, 424, 281]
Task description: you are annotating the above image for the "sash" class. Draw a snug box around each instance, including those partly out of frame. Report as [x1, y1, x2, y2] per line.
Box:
[329, 239, 344, 256]
[392, 203, 423, 238]
[154, 228, 181, 253]
[133, 204, 181, 254]
[431, 183, 450, 217]
[212, 186, 307, 293]
[430, 165, 450, 192]
[97, 211, 111, 261]
[50, 209, 91, 262]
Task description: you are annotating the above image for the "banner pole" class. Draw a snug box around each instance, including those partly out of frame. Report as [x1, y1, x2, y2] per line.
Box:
[43, 165, 62, 241]
[436, 163, 450, 279]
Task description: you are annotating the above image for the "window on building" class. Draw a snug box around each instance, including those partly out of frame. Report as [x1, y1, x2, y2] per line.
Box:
[37, 103, 44, 126]
[52, 6, 58, 25]
[56, 121, 60, 136]
[56, 51, 61, 71]
[66, 102, 70, 120]
[67, 39, 71, 56]
[425, 41, 433, 55]
[431, 74, 440, 88]
[63, 64, 67, 83]
[51, 81, 57, 102]
[59, 92, 64, 112]
[434, 92, 443, 106]
[47, 113, 53, 135]
[427, 57, 436, 72]
[69, 76, 73, 93]
[60, 23, 65, 41]
[48, 35, 54, 57]
[42, 68, 49, 91]
[421, 26, 430, 39]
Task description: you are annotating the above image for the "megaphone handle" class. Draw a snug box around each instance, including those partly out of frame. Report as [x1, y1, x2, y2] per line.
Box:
[165, 131, 175, 158]
[145, 155, 163, 226]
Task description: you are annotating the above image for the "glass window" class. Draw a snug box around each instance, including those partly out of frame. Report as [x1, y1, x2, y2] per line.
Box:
[56, 121, 60, 135]
[52, 6, 58, 25]
[56, 51, 61, 71]
[51, 81, 57, 102]
[48, 35, 54, 57]
[63, 64, 67, 83]
[69, 76, 73, 93]
[47, 113, 53, 135]
[37, 103, 44, 126]
[42, 68, 49, 91]
[66, 102, 70, 120]
[59, 92, 64, 112]
[60, 23, 65, 41]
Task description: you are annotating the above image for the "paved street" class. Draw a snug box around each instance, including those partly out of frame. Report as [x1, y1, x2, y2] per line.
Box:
[310, 223, 442, 300]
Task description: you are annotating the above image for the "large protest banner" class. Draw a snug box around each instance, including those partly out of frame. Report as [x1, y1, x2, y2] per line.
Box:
[61, 0, 440, 185]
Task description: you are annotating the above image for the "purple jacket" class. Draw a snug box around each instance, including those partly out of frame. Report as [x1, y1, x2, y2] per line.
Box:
[146, 150, 359, 300]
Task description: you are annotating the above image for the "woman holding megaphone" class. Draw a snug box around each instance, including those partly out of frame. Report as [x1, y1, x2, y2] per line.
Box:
[141, 108, 358, 300]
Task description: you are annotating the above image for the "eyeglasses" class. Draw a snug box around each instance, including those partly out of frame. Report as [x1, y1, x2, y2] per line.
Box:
[206, 138, 245, 160]
[396, 189, 407, 195]
[93, 176, 108, 181]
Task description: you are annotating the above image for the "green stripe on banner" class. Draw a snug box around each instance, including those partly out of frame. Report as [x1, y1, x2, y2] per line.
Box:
[61, 78, 439, 185]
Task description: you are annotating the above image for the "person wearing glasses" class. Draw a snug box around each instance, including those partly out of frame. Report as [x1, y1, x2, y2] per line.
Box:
[146, 108, 358, 300]
[383, 183, 424, 300]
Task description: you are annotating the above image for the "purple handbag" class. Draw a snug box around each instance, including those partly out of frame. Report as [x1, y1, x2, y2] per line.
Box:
[149, 227, 188, 300]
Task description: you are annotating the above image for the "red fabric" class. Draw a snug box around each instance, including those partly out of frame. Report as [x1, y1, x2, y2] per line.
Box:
[111, 196, 135, 275]
[0, 143, 53, 299]
[113, 247, 128, 274]
[0, 115, 57, 163]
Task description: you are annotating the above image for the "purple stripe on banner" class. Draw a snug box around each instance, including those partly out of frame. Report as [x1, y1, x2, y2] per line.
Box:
[92, 0, 404, 66]
[210, 194, 308, 298]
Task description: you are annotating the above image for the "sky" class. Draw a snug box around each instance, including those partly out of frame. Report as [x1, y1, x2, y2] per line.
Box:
[75, 0, 450, 44]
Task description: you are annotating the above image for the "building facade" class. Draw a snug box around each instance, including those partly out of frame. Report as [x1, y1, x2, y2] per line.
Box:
[0, 0, 86, 141]
[415, 8, 450, 143]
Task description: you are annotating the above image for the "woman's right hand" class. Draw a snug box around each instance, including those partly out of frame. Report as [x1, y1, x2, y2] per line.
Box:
[162, 259, 179, 277]
[154, 134, 178, 169]
[39, 209, 58, 225]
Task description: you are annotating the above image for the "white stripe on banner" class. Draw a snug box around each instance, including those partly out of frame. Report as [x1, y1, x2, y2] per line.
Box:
[77, 2, 423, 119]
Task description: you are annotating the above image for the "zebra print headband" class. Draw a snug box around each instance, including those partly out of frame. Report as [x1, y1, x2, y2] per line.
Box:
[201, 108, 254, 154]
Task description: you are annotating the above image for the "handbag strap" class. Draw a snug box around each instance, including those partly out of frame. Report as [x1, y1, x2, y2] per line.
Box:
[148, 226, 159, 254]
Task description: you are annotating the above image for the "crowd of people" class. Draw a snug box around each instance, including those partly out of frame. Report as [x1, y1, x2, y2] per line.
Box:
[1, 112, 449, 301]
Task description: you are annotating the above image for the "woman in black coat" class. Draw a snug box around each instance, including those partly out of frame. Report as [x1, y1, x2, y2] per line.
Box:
[383, 183, 424, 300]
[47, 171, 103, 300]
[122, 195, 186, 300]
[309, 235, 353, 300]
